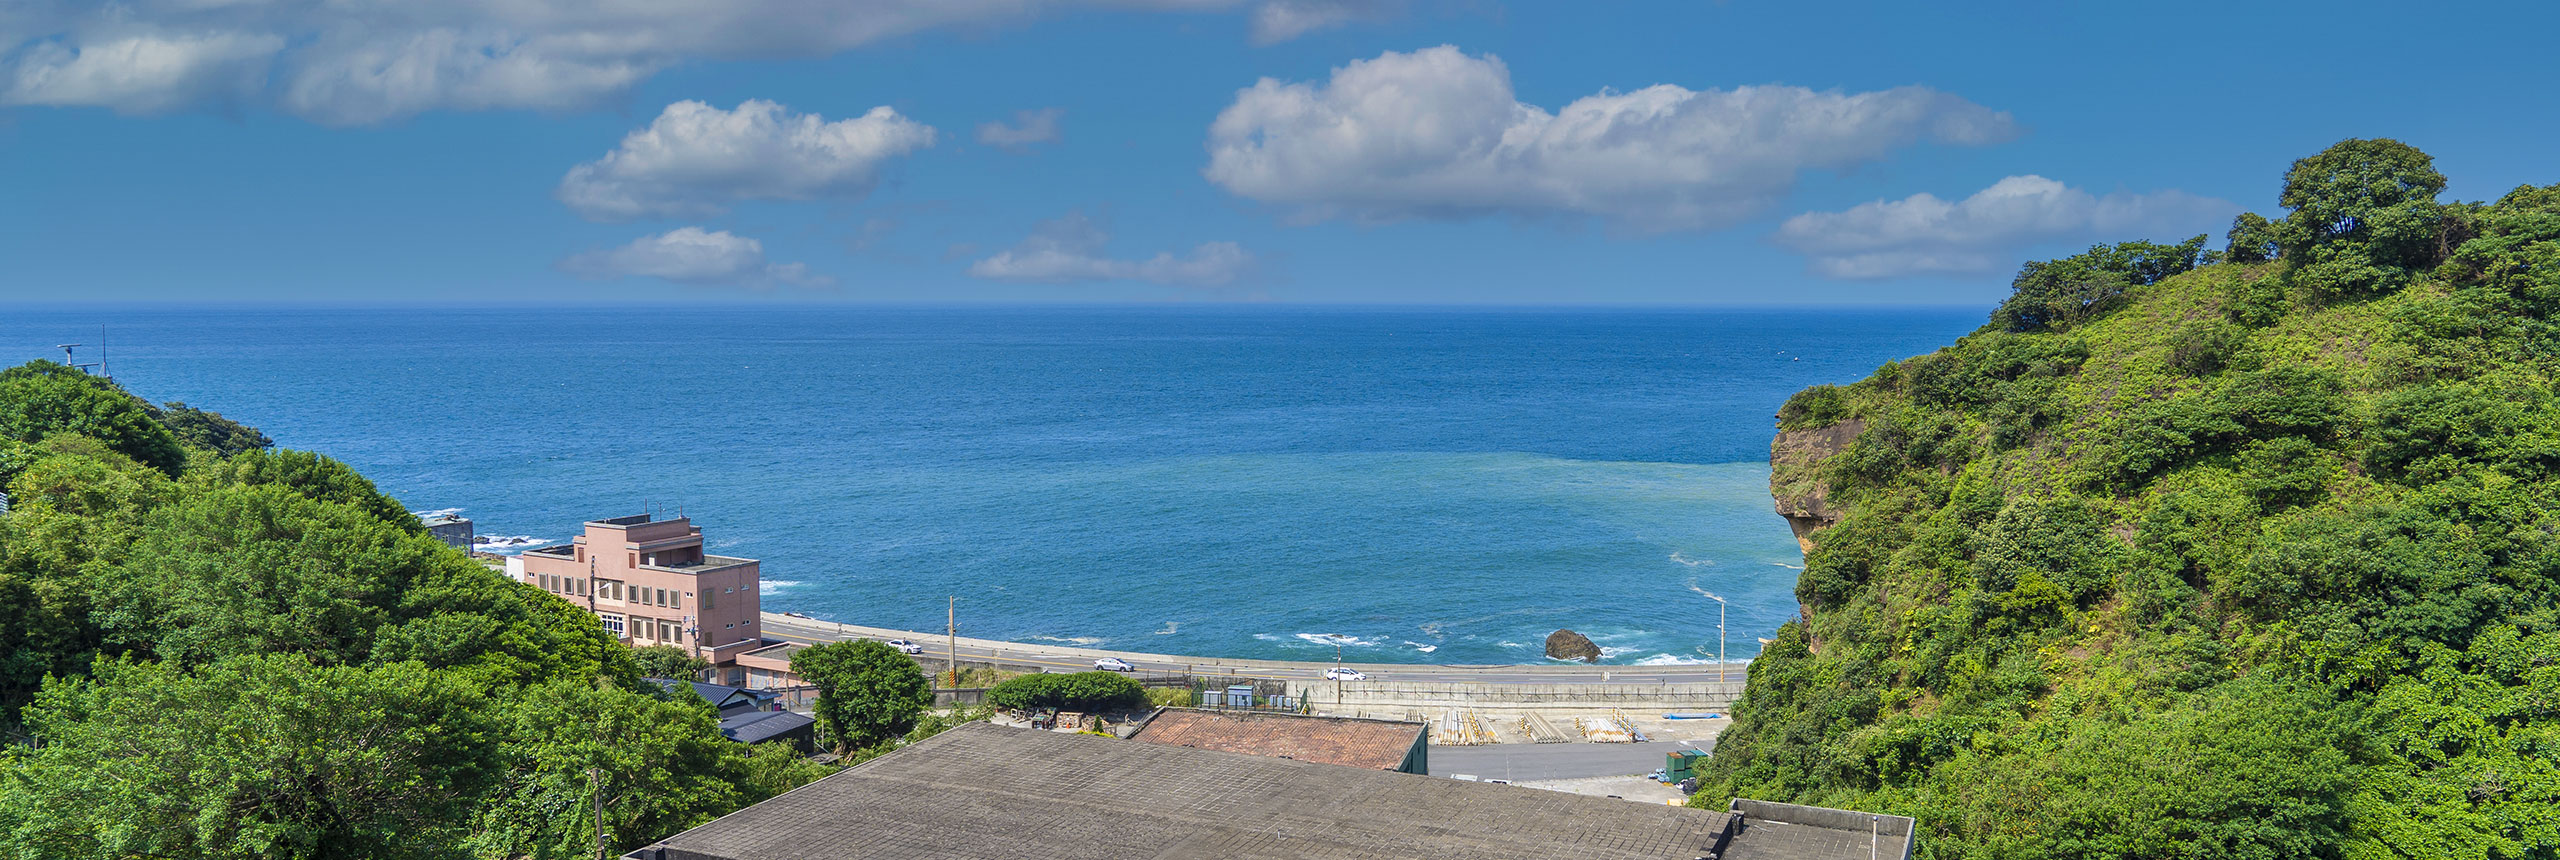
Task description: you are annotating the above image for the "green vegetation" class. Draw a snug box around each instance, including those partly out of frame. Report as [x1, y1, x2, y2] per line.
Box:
[0, 363, 837, 858]
[985, 670, 1148, 712]
[791, 638, 935, 755]
[637, 643, 714, 680]
[1696, 140, 2560, 859]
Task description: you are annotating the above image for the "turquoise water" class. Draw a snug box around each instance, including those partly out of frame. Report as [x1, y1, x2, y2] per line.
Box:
[0, 306, 1981, 664]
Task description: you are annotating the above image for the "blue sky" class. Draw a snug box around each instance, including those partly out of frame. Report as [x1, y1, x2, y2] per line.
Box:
[1, 0, 2552, 305]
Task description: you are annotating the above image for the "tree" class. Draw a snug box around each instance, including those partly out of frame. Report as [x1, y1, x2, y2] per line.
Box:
[0, 655, 494, 860]
[2276, 139, 2448, 296]
[1990, 237, 2209, 333]
[464, 680, 755, 858]
[0, 362, 185, 483]
[636, 643, 712, 680]
[154, 402, 272, 457]
[791, 639, 933, 754]
[2225, 212, 2281, 263]
[190, 448, 418, 532]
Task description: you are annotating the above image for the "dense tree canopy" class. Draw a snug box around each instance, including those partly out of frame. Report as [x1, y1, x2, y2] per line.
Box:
[792, 639, 934, 754]
[0, 366, 836, 857]
[1708, 141, 2560, 859]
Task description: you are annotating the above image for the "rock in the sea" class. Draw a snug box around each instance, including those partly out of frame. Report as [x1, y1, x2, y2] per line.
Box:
[1545, 629, 1601, 663]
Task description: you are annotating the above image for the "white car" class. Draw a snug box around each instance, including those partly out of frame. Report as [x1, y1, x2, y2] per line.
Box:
[1323, 667, 1366, 681]
[1093, 657, 1134, 672]
[885, 639, 925, 655]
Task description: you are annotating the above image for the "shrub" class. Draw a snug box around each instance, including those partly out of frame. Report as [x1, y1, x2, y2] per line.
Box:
[985, 671, 1145, 712]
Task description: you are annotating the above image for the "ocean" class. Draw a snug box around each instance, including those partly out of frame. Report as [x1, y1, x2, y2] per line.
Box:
[1, 305, 1982, 665]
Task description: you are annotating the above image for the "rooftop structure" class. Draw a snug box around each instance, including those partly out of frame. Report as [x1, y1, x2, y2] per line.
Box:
[417, 511, 473, 551]
[511, 514, 765, 679]
[628, 721, 1913, 860]
[1128, 707, 1428, 773]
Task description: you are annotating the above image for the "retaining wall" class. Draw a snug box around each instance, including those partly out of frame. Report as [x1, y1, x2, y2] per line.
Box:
[1294, 679, 1742, 712]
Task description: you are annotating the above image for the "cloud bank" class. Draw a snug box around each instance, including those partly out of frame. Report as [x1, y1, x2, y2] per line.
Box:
[968, 212, 1252, 287]
[1204, 46, 2019, 232]
[1774, 175, 2238, 279]
[0, 1, 1355, 123]
[557, 100, 935, 222]
[559, 227, 833, 288]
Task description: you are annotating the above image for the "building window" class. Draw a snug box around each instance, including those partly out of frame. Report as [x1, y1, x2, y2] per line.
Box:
[673, 591, 684, 610]
[601, 614, 624, 635]
[630, 553, 637, 567]
[702, 589, 715, 610]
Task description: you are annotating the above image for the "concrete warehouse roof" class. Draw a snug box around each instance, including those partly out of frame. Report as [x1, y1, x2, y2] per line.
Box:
[1128, 708, 1423, 770]
[628, 721, 1910, 860]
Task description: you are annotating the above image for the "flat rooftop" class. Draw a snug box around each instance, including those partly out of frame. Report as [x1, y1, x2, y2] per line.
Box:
[1130, 708, 1422, 770]
[629, 721, 1909, 860]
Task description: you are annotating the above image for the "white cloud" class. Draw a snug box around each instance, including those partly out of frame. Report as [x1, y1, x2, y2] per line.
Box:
[1773, 175, 2238, 279]
[557, 100, 936, 221]
[967, 212, 1253, 287]
[559, 227, 834, 288]
[1250, 0, 1400, 44]
[4, 32, 284, 113]
[0, 1, 1377, 123]
[976, 107, 1064, 150]
[1203, 46, 2019, 232]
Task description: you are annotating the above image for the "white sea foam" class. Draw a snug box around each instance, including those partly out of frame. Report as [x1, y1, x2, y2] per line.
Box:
[471, 535, 549, 554]
[1153, 622, 1180, 635]
[1770, 561, 1804, 570]
[1596, 646, 1635, 659]
[1292, 633, 1380, 648]
[1402, 641, 1439, 653]
[1668, 551, 1711, 567]
[1030, 635, 1104, 646]
[1498, 641, 1526, 648]
[759, 580, 803, 595]
[1633, 653, 1718, 666]
[415, 507, 463, 518]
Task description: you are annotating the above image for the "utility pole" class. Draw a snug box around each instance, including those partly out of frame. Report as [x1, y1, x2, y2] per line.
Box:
[947, 596, 959, 688]
[1698, 589, 1728, 683]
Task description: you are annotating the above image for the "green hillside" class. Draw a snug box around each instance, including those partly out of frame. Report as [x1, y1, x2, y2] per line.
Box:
[1696, 141, 2560, 859]
[0, 363, 838, 858]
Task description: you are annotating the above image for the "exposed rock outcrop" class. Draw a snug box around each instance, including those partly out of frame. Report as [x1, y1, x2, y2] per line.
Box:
[1769, 418, 1864, 552]
[1544, 629, 1601, 663]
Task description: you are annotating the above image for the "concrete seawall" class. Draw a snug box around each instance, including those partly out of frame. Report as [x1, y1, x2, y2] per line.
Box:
[1295, 679, 1743, 713]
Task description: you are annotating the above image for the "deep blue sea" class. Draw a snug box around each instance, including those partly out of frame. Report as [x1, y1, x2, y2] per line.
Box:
[1, 306, 1980, 665]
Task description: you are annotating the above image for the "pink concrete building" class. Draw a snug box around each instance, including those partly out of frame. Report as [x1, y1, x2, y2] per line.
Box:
[510, 514, 766, 678]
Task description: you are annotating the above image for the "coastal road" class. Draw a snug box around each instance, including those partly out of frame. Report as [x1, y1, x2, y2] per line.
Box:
[758, 612, 1750, 686]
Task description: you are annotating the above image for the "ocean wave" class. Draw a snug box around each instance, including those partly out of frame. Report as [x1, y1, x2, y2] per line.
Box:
[1153, 622, 1180, 635]
[1769, 561, 1804, 570]
[1286, 633, 1381, 648]
[1668, 551, 1711, 567]
[1632, 653, 1721, 666]
[1497, 641, 1526, 648]
[1596, 646, 1635, 659]
[759, 580, 803, 595]
[414, 507, 463, 518]
[471, 535, 548, 555]
[1402, 641, 1438, 653]
[1030, 635, 1104, 646]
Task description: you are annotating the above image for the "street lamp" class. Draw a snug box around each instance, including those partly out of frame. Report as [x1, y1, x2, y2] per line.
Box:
[1697, 590, 1728, 683]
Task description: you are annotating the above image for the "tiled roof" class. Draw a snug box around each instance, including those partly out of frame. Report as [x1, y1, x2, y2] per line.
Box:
[1129, 708, 1421, 770]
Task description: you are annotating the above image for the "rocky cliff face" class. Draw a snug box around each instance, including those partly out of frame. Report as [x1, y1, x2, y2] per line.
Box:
[1767, 418, 1861, 552]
